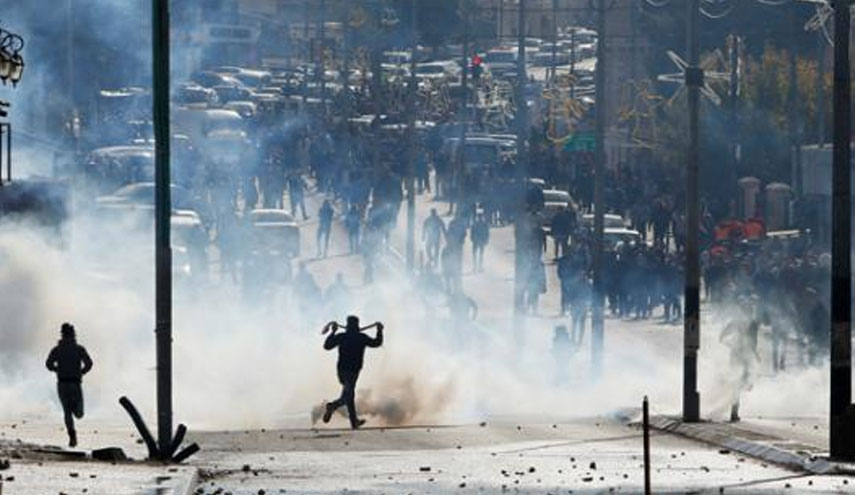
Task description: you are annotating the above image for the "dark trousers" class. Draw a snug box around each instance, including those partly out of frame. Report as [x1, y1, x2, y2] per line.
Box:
[329, 368, 361, 428]
[317, 225, 331, 257]
[58, 381, 84, 437]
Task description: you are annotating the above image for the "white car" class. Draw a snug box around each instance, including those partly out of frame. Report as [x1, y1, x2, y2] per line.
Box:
[415, 61, 461, 82]
[250, 209, 301, 258]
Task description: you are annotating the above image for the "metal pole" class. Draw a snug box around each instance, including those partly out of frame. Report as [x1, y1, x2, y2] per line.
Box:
[498, 0, 504, 43]
[152, 0, 173, 461]
[817, 35, 826, 147]
[457, 0, 471, 219]
[829, 0, 855, 461]
[318, 0, 327, 117]
[514, 0, 528, 326]
[405, 0, 417, 271]
[787, 15, 801, 199]
[570, 29, 576, 100]
[591, 0, 606, 377]
[551, 0, 558, 82]
[729, 34, 739, 199]
[682, 0, 701, 423]
[643, 396, 651, 495]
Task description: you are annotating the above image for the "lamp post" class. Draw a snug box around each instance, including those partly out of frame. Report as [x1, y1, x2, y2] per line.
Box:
[405, 0, 417, 272]
[153, 0, 174, 462]
[683, 0, 701, 423]
[829, 0, 855, 461]
[0, 30, 25, 87]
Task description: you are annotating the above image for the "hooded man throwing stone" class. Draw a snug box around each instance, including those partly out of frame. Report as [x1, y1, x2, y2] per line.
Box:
[321, 316, 383, 429]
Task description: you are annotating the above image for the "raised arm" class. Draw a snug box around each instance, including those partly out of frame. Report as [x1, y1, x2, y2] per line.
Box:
[324, 328, 342, 350]
[365, 323, 384, 348]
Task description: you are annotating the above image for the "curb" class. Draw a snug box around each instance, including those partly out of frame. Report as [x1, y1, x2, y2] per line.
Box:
[174, 467, 199, 495]
[646, 416, 847, 475]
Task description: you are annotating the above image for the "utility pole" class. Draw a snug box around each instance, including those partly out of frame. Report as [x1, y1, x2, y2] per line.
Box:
[405, 0, 417, 271]
[683, 0, 701, 423]
[498, 0, 504, 43]
[457, 0, 471, 218]
[829, 0, 855, 461]
[728, 34, 739, 202]
[591, 0, 606, 376]
[318, 0, 327, 117]
[551, 0, 558, 82]
[152, 0, 173, 461]
[513, 0, 529, 339]
[570, 29, 576, 99]
[788, 9, 801, 198]
[817, 35, 826, 147]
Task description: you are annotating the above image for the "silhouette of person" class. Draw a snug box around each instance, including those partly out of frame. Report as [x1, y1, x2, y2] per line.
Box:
[317, 199, 334, 258]
[45, 323, 93, 447]
[322, 316, 384, 429]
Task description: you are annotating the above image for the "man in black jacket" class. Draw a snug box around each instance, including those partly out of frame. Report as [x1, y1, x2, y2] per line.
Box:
[321, 316, 383, 429]
[45, 323, 93, 447]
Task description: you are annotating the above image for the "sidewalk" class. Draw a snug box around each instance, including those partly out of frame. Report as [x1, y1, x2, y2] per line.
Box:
[645, 415, 855, 475]
[0, 422, 197, 495]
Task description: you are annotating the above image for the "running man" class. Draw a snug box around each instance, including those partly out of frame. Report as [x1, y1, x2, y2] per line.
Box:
[45, 323, 93, 447]
[321, 316, 384, 429]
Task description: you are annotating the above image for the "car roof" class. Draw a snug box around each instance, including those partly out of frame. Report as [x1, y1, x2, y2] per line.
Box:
[91, 145, 153, 158]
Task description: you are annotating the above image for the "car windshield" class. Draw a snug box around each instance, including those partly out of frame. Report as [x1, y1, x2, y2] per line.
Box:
[417, 65, 445, 74]
[544, 191, 570, 202]
[486, 52, 516, 63]
[253, 211, 294, 223]
[464, 144, 498, 163]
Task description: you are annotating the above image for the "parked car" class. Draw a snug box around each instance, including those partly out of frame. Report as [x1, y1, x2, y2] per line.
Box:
[539, 188, 576, 228]
[250, 209, 301, 258]
[95, 182, 195, 216]
[415, 61, 461, 83]
[603, 227, 642, 250]
[86, 145, 154, 191]
[580, 213, 627, 229]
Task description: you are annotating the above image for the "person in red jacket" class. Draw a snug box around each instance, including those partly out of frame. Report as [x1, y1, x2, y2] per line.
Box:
[45, 323, 93, 447]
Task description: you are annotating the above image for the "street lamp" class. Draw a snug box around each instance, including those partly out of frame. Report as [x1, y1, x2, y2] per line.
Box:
[8, 53, 23, 86]
[0, 30, 24, 87]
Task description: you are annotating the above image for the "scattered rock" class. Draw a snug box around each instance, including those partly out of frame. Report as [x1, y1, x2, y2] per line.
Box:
[419, 467, 431, 472]
[701, 466, 710, 473]
[69, 472, 79, 478]
[0, 459, 9, 470]
[459, 482, 466, 488]
[242, 465, 252, 473]
[92, 447, 127, 462]
[718, 449, 730, 455]
[528, 467, 535, 473]
[581, 477, 593, 482]
[479, 422, 486, 427]
[589, 462, 597, 470]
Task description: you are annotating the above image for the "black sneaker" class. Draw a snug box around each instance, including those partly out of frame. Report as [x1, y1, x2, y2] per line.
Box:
[351, 419, 366, 430]
[322, 403, 335, 423]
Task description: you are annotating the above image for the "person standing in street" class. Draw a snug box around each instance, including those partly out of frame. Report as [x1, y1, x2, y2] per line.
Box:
[288, 173, 309, 221]
[345, 205, 362, 255]
[423, 208, 446, 266]
[470, 213, 489, 273]
[322, 316, 384, 429]
[45, 323, 93, 448]
[317, 199, 334, 258]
